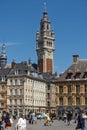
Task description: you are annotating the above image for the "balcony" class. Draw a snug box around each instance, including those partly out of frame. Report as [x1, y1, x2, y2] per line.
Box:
[0, 98, 4, 102]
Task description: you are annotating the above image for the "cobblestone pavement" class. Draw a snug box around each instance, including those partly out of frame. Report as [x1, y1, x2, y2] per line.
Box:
[11, 119, 87, 130]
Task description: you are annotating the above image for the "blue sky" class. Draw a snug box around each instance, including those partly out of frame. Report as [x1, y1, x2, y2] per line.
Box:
[0, 0, 87, 75]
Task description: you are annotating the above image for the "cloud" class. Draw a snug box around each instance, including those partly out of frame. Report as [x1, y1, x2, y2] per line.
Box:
[0, 41, 23, 46]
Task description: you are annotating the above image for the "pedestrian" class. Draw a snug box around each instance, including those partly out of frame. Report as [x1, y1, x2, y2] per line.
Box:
[0, 111, 3, 130]
[16, 113, 26, 130]
[76, 110, 87, 130]
[44, 113, 51, 126]
[74, 113, 78, 123]
[63, 112, 67, 122]
[67, 111, 72, 125]
[4, 112, 12, 130]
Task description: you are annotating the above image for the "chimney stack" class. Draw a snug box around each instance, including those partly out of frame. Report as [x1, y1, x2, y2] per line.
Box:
[73, 55, 79, 63]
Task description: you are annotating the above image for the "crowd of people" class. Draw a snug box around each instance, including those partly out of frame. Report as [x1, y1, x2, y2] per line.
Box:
[0, 111, 26, 130]
[0, 110, 87, 130]
[62, 110, 87, 130]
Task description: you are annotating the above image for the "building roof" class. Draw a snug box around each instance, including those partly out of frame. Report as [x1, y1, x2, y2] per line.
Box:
[0, 67, 11, 82]
[57, 59, 87, 82]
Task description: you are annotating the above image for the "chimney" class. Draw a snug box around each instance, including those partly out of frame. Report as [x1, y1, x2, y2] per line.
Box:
[73, 55, 79, 63]
[11, 59, 16, 68]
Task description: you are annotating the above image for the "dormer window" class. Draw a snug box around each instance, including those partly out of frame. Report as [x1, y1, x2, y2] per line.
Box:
[15, 69, 18, 75]
[27, 70, 30, 75]
[74, 72, 81, 79]
[66, 74, 72, 79]
[83, 72, 87, 78]
[25, 70, 28, 74]
[1, 76, 5, 82]
[66, 70, 73, 79]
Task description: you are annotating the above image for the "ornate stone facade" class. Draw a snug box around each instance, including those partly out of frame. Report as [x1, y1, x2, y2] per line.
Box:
[55, 55, 87, 117]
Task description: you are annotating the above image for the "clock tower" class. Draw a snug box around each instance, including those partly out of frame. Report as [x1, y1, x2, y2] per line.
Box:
[36, 8, 55, 74]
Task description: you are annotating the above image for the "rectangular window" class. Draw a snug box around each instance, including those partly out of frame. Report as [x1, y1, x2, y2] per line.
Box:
[48, 84, 50, 90]
[20, 99, 22, 105]
[76, 97, 80, 105]
[85, 98, 87, 104]
[10, 80, 12, 85]
[48, 93, 50, 99]
[59, 98, 63, 105]
[10, 89, 12, 95]
[1, 103, 4, 108]
[20, 89, 23, 95]
[1, 94, 4, 99]
[68, 85, 72, 93]
[59, 86, 63, 94]
[15, 89, 17, 95]
[1, 85, 4, 90]
[20, 79, 23, 85]
[10, 99, 12, 105]
[76, 85, 80, 93]
[47, 101, 50, 107]
[14, 99, 17, 105]
[68, 97, 72, 105]
[15, 79, 17, 85]
[85, 85, 87, 93]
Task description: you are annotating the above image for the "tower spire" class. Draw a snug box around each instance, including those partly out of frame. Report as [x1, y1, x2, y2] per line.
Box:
[43, 2, 48, 18]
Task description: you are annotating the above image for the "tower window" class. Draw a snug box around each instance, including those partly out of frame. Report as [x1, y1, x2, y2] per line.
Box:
[47, 42, 52, 47]
[47, 24, 49, 30]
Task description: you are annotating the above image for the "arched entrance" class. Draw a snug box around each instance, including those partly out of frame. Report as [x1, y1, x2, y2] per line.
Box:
[66, 107, 73, 112]
[75, 107, 81, 113]
[57, 106, 65, 120]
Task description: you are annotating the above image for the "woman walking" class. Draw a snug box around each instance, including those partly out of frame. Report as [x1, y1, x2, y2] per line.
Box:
[4, 112, 11, 130]
[16, 113, 26, 130]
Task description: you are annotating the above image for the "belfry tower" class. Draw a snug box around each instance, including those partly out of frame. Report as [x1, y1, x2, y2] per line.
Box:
[36, 7, 55, 74]
[0, 44, 7, 68]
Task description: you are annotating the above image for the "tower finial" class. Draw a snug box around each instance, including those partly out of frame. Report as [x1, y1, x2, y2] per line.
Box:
[44, 2, 46, 11]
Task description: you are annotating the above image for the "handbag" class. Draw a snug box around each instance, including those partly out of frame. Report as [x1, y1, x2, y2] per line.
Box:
[5, 121, 11, 127]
